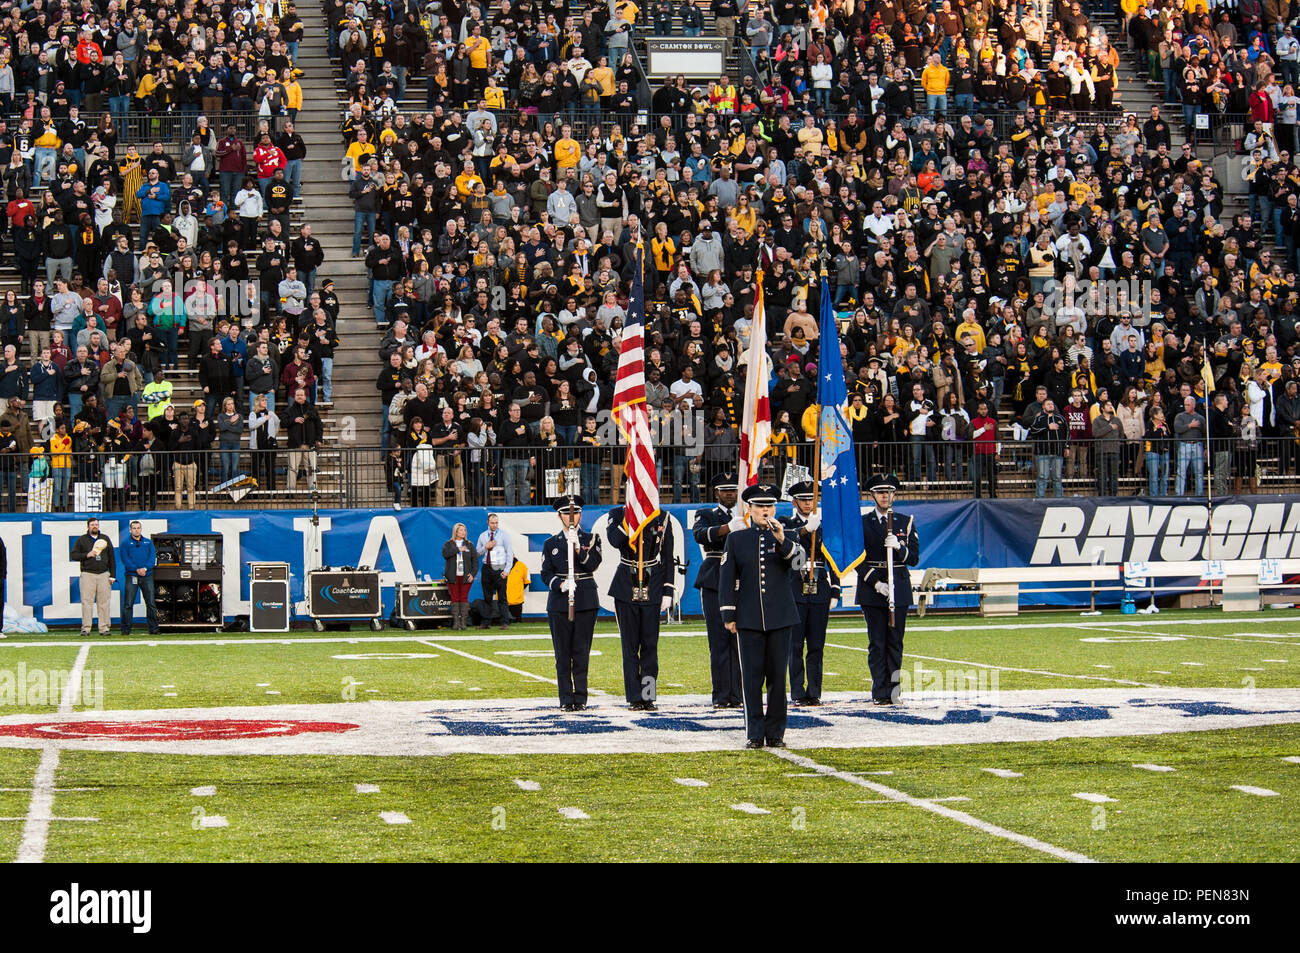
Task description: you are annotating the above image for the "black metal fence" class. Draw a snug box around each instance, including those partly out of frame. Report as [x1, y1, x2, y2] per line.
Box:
[3, 437, 1295, 514]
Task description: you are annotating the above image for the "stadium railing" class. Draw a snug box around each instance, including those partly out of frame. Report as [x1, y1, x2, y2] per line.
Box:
[4, 437, 1293, 513]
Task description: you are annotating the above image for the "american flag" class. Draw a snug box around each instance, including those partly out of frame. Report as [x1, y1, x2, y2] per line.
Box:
[738, 273, 772, 489]
[612, 244, 660, 541]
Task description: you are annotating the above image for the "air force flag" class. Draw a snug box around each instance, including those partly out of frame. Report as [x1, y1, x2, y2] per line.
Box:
[817, 276, 866, 576]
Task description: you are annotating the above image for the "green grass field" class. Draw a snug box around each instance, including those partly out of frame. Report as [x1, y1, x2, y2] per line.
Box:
[1, 609, 1298, 862]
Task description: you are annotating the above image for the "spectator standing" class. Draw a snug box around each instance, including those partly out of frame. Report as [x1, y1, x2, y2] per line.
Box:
[1145, 409, 1172, 497]
[1092, 400, 1123, 497]
[248, 394, 280, 493]
[498, 403, 534, 505]
[970, 401, 998, 498]
[1209, 391, 1235, 498]
[285, 387, 323, 492]
[1174, 396, 1207, 496]
[1029, 399, 1068, 498]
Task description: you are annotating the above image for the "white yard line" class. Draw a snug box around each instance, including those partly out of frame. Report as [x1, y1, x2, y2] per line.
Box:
[0, 613, 1295, 649]
[1070, 624, 1300, 647]
[15, 644, 89, 864]
[769, 748, 1094, 863]
[417, 639, 558, 686]
[826, 642, 1162, 688]
[418, 639, 610, 696]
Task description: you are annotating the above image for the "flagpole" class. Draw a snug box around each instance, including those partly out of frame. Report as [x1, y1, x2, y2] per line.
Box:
[1203, 338, 1216, 602]
[809, 271, 828, 588]
[738, 267, 767, 523]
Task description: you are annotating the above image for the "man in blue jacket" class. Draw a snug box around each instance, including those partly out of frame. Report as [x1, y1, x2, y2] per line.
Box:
[135, 167, 172, 245]
[121, 520, 159, 635]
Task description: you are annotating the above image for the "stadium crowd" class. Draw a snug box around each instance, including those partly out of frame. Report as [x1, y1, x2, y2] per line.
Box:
[338, 0, 1300, 509]
[0, 0, 347, 512]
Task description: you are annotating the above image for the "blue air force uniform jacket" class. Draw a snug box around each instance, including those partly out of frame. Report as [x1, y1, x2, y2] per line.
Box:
[541, 529, 603, 612]
[780, 513, 840, 605]
[855, 508, 919, 610]
[607, 507, 675, 604]
[692, 504, 733, 591]
[718, 525, 804, 631]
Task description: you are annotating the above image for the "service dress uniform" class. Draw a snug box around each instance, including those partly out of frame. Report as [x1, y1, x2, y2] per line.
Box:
[693, 471, 743, 707]
[541, 495, 604, 710]
[781, 482, 838, 705]
[607, 507, 676, 709]
[719, 483, 805, 748]
[856, 474, 920, 704]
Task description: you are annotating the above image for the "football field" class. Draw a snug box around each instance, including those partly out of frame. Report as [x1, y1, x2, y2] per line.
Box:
[0, 609, 1298, 863]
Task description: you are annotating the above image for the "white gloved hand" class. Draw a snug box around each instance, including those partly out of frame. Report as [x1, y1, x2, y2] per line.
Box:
[726, 517, 747, 533]
[875, 581, 891, 598]
[885, 533, 902, 551]
[661, 595, 673, 613]
[805, 512, 821, 533]
[560, 579, 575, 595]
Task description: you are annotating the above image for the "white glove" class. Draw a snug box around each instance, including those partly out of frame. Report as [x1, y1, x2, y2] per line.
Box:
[560, 579, 575, 595]
[660, 595, 673, 613]
[726, 517, 747, 533]
[885, 533, 902, 551]
[875, 581, 891, 598]
[805, 512, 821, 533]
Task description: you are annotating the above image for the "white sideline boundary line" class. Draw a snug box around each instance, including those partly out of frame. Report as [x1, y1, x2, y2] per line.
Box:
[826, 643, 1162, 688]
[769, 748, 1094, 864]
[15, 643, 89, 864]
[0, 612, 1296, 649]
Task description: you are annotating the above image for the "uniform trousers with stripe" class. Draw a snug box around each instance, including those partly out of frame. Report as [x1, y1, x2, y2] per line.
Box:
[737, 627, 790, 743]
[550, 608, 596, 707]
[615, 599, 660, 704]
[702, 589, 742, 705]
[790, 601, 829, 700]
[862, 606, 906, 702]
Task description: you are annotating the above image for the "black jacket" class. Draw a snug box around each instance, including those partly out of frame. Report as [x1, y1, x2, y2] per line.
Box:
[442, 538, 475, 583]
[606, 507, 675, 604]
[541, 528, 603, 613]
[718, 524, 802, 631]
[70, 531, 116, 577]
[285, 400, 323, 446]
[856, 507, 919, 610]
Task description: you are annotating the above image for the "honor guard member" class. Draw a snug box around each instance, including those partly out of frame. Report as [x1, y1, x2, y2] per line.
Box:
[781, 481, 837, 706]
[693, 470, 745, 708]
[607, 507, 676, 710]
[541, 494, 604, 711]
[856, 474, 919, 705]
[719, 483, 805, 749]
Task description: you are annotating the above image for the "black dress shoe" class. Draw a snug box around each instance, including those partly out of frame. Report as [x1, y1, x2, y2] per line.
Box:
[766, 739, 787, 748]
[872, 698, 893, 706]
[628, 701, 645, 711]
[572, 703, 587, 711]
[744, 739, 764, 749]
[726, 701, 744, 709]
[804, 697, 822, 707]
[790, 697, 807, 707]
[642, 701, 658, 712]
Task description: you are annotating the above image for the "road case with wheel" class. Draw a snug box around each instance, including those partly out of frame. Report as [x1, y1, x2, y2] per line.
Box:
[306, 568, 384, 631]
